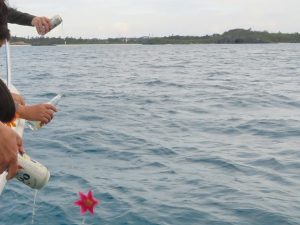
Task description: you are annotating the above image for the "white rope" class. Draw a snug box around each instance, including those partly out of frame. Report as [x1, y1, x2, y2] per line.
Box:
[5, 40, 12, 89]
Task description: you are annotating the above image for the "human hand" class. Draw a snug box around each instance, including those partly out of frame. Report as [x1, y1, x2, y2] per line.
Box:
[0, 123, 25, 179]
[11, 93, 25, 106]
[18, 104, 57, 125]
[31, 16, 52, 35]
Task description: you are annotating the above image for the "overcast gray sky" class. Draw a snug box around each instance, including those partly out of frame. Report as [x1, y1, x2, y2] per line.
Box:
[8, 0, 300, 38]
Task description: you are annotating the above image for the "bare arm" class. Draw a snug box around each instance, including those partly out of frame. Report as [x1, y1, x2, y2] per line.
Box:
[0, 123, 24, 179]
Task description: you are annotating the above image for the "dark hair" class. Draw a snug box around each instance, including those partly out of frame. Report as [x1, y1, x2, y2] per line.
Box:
[0, 25, 10, 40]
[0, 0, 10, 41]
[0, 1, 14, 122]
[0, 79, 16, 123]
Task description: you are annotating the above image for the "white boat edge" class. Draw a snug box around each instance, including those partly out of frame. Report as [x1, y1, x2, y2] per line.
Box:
[0, 84, 25, 195]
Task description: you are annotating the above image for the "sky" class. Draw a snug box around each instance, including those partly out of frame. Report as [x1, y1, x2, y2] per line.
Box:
[7, 0, 300, 39]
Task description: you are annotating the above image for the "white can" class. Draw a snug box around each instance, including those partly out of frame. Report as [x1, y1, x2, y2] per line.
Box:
[16, 154, 50, 190]
[50, 15, 63, 30]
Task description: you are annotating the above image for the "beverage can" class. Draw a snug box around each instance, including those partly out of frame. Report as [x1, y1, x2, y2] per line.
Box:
[50, 15, 63, 30]
[16, 154, 50, 190]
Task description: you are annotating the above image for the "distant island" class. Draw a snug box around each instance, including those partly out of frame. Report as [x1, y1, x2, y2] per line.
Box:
[10, 29, 300, 45]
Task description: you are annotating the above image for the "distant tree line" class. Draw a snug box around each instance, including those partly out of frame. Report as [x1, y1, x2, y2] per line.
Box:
[10, 29, 300, 45]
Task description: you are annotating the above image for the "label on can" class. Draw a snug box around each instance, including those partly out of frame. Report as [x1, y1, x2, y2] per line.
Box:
[16, 154, 50, 190]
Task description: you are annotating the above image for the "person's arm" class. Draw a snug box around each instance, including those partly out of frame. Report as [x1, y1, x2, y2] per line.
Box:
[18, 104, 57, 125]
[11, 93, 58, 125]
[7, 8, 35, 26]
[11, 93, 25, 106]
[7, 8, 52, 35]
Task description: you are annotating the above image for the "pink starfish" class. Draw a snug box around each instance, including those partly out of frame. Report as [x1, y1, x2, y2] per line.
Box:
[74, 190, 100, 215]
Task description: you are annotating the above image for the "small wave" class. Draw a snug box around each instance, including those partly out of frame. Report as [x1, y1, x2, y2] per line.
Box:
[142, 79, 185, 88]
[186, 157, 244, 173]
[144, 79, 164, 86]
[145, 162, 168, 168]
[148, 146, 177, 156]
[232, 207, 294, 225]
[250, 157, 285, 170]
[104, 211, 161, 225]
[237, 119, 300, 138]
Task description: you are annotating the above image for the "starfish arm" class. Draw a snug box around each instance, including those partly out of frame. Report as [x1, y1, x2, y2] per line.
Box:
[74, 200, 83, 206]
[79, 192, 88, 200]
[87, 207, 95, 215]
[87, 190, 99, 205]
[81, 206, 88, 215]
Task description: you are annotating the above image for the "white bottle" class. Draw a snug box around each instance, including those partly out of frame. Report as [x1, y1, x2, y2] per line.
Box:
[16, 154, 50, 190]
[28, 94, 63, 131]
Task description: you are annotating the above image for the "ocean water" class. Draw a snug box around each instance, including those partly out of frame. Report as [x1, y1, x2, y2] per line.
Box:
[0, 44, 300, 225]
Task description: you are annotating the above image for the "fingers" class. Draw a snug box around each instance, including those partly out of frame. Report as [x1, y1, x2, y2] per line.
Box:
[45, 17, 52, 30]
[46, 104, 58, 112]
[39, 104, 56, 124]
[32, 17, 52, 35]
[7, 136, 23, 179]
[5, 147, 18, 180]
[15, 132, 22, 145]
[16, 134, 25, 155]
[0, 126, 23, 179]
[0, 164, 7, 175]
[41, 17, 51, 34]
[19, 146, 25, 155]
[35, 19, 44, 35]
[6, 159, 18, 180]
[41, 112, 52, 124]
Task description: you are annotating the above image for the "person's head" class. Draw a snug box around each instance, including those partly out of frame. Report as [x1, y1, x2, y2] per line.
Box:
[0, 0, 10, 46]
[0, 79, 16, 123]
[0, 26, 10, 47]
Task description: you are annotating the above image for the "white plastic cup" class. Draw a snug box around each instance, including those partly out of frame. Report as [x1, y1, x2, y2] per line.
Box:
[16, 154, 50, 190]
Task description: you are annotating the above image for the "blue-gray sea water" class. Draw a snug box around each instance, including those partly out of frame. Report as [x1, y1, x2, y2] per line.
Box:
[0, 44, 300, 225]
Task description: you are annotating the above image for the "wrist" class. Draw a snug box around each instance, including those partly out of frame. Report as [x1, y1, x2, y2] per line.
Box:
[14, 101, 19, 111]
[31, 17, 37, 26]
[17, 105, 27, 119]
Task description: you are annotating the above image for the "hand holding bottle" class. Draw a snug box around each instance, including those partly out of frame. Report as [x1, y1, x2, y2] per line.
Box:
[26, 94, 62, 131]
[31, 15, 62, 35]
[18, 103, 57, 125]
[31, 16, 52, 35]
